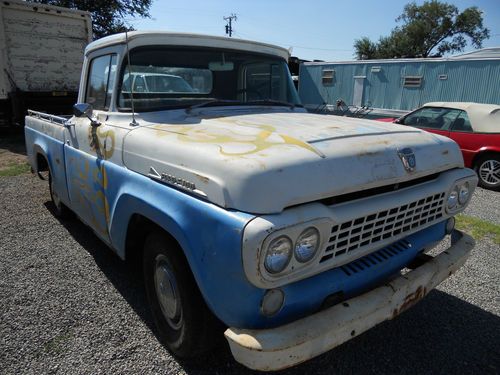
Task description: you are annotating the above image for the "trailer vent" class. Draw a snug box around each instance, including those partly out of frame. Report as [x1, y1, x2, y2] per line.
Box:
[322, 69, 335, 85]
[403, 76, 423, 87]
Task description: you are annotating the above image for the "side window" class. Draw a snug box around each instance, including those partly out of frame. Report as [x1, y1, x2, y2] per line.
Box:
[451, 111, 473, 132]
[402, 107, 461, 130]
[86, 54, 117, 110]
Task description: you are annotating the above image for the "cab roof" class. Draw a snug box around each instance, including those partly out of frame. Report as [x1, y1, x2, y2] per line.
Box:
[85, 31, 290, 61]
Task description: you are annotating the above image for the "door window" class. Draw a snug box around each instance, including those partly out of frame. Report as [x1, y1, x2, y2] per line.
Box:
[451, 111, 473, 132]
[86, 54, 117, 110]
[402, 107, 461, 130]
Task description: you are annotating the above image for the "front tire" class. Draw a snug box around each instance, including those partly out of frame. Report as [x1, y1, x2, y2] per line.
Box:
[143, 230, 218, 358]
[475, 154, 500, 191]
[48, 169, 71, 218]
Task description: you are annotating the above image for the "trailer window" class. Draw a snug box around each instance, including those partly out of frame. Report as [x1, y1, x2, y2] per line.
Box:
[86, 54, 117, 110]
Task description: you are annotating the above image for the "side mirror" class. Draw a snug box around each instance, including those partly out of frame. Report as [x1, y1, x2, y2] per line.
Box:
[73, 103, 100, 127]
[73, 103, 93, 118]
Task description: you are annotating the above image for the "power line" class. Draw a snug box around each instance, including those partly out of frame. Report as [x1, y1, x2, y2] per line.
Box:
[232, 31, 351, 52]
[223, 13, 237, 37]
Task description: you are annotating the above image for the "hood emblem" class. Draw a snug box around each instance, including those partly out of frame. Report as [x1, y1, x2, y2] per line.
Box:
[398, 148, 416, 172]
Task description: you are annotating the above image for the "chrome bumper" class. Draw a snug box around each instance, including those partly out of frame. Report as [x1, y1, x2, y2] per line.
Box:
[224, 230, 474, 371]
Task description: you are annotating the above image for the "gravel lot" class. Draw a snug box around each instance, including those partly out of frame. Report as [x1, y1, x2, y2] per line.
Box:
[1, 174, 499, 375]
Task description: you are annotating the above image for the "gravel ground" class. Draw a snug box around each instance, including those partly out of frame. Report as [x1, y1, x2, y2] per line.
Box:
[463, 186, 500, 223]
[1, 174, 499, 375]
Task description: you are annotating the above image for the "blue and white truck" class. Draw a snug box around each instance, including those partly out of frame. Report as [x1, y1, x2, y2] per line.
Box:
[25, 31, 477, 371]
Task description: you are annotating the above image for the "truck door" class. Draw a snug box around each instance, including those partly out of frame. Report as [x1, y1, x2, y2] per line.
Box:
[64, 53, 117, 243]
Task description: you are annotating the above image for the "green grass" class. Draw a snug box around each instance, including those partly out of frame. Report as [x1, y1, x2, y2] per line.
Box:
[0, 162, 30, 177]
[456, 214, 500, 245]
[43, 330, 73, 355]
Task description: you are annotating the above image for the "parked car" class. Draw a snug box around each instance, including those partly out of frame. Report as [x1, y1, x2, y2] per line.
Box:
[121, 72, 195, 94]
[393, 102, 500, 191]
[25, 32, 477, 370]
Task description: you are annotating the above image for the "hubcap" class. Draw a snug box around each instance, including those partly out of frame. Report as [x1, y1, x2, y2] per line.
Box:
[154, 255, 182, 329]
[479, 159, 500, 186]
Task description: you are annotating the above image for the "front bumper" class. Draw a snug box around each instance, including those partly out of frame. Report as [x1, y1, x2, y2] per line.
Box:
[224, 229, 474, 371]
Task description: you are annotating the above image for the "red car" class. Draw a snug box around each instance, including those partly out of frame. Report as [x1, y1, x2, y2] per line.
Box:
[390, 102, 500, 191]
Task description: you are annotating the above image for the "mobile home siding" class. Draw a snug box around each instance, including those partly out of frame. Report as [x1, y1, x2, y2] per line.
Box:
[299, 58, 500, 112]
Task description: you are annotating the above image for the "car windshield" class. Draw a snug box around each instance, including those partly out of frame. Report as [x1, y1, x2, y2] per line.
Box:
[117, 47, 301, 112]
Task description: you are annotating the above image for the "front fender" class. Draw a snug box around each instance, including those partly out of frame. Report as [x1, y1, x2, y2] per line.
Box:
[103, 162, 262, 327]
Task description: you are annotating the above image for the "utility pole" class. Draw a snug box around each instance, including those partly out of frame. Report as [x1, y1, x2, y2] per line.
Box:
[223, 13, 237, 37]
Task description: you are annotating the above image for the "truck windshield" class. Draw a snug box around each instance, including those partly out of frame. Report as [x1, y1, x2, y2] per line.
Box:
[117, 47, 301, 112]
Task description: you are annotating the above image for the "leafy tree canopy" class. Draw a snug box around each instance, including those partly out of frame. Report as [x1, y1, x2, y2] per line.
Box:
[354, 0, 490, 59]
[32, 0, 152, 39]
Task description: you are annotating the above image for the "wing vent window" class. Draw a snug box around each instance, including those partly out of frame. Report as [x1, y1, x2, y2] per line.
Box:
[322, 69, 335, 85]
[403, 76, 422, 87]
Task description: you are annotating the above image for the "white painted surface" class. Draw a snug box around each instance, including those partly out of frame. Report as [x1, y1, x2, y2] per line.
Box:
[119, 108, 465, 214]
[85, 31, 290, 61]
[0, 0, 91, 99]
[241, 168, 477, 288]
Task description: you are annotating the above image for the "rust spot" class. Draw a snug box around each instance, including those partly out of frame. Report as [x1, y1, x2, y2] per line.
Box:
[392, 286, 427, 318]
[194, 173, 210, 184]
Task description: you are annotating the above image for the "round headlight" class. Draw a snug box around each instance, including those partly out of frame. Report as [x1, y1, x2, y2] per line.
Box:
[458, 182, 470, 204]
[264, 236, 292, 274]
[447, 188, 459, 210]
[294, 227, 320, 263]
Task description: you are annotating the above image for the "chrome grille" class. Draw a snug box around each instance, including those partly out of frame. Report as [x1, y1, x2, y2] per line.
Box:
[319, 192, 445, 264]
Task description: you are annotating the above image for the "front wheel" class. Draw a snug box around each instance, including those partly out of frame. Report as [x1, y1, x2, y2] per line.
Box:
[475, 155, 500, 191]
[48, 170, 71, 218]
[143, 230, 218, 357]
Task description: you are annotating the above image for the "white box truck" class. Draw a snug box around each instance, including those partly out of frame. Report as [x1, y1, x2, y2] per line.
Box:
[0, 0, 91, 128]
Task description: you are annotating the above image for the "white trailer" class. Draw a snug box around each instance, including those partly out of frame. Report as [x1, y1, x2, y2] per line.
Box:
[0, 0, 91, 128]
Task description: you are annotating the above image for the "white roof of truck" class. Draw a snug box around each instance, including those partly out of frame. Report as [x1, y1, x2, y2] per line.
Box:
[423, 102, 500, 133]
[85, 31, 290, 60]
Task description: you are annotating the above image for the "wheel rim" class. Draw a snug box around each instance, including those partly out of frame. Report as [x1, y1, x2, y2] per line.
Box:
[154, 254, 183, 330]
[479, 159, 500, 186]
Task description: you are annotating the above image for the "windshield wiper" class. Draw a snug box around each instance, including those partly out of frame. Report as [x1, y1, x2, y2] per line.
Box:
[185, 99, 243, 113]
[245, 99, 302, 109]
[185, 98, 303, 113]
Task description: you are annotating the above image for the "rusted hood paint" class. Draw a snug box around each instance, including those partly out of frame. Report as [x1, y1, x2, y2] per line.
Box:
[121, 108, 464, 214]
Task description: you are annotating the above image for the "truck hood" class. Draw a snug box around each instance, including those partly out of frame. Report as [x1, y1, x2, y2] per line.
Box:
[122, 108, 463, 214]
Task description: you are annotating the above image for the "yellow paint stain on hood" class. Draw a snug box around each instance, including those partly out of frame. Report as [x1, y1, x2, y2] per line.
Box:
[150, 122, 324, 158]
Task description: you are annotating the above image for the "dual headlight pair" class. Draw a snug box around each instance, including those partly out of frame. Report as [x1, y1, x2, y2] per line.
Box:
[264, 227, 320, 274]
[446, 180, 471, 212]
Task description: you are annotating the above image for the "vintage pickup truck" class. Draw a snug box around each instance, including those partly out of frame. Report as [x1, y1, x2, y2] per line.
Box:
[25, 31, 477, 371]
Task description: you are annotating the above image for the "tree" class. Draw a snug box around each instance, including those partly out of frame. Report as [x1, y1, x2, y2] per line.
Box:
[353, 37, 378, 60]
[354, 0, 490, 59]
[32, 0, 152, 39]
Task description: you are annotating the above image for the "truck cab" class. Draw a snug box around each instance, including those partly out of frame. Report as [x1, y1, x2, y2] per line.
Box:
[25, 31, 477, 371]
